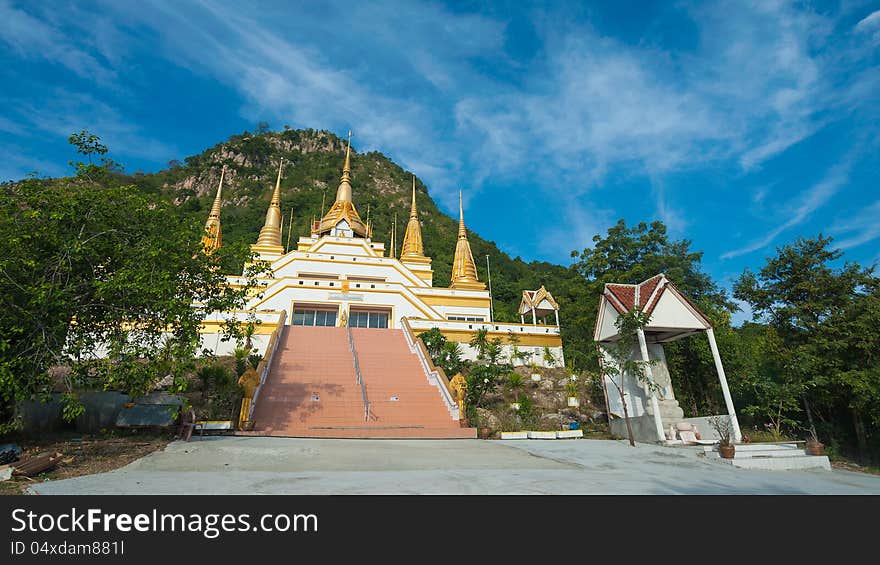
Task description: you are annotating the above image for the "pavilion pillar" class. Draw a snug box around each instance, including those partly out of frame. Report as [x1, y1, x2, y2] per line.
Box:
[520, 314, 525, 324]
[554, 310, 559, 327]
[532, 308, 537, 325]
[637, 328, 667, 443]
[706, 328, 742, 443]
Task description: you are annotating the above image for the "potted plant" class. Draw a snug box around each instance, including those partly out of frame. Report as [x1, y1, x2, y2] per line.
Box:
[566, 381, 579, 407]
[805, 427, 825, 456]
[708, 415, 735, 459]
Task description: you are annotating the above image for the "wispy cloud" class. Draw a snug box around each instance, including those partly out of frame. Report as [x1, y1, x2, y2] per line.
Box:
[831, 200, 880, 250]
[0, 0, 117, 84]
[2, 0, 878, 268]
[855, 9, 880, 43]
[721, 157, 855, 259]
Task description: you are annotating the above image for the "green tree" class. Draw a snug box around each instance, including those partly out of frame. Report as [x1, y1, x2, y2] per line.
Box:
[469, 328, 490, 361]
[465, 364, 500, 424]
[0, 132, 264, 428]
[734, 235, 879, 461]
[418, 328, 447, 360]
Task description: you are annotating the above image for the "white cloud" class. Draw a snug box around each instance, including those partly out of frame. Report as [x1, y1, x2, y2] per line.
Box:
[831, 200, 880, 250]
[721, 157, 854, 259]
[855, 9, 880, 35]
[0, 0, 116, 84]
[4, 0, 878, 264]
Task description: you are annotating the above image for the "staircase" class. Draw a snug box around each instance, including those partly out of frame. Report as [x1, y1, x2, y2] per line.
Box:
[250, 326, 475, 438]
[704, 442, 831, 470]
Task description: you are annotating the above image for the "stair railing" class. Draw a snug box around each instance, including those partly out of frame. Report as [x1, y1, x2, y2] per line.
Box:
[399, 317, 460, 420]
[346, 324, 370, 421]
[248, 311, 288, 422]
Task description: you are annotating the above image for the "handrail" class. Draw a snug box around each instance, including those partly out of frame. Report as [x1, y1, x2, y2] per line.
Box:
[346, 324, 370, 421]
[248, 311, 288, 421]
[399, 317, 459, 420]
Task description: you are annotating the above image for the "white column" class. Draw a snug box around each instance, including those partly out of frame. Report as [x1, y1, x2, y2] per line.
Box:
[554, 309, 560, 326]
[637, 328, 667, 443]
[706, 328, 742, 443]
[531, 308, 537, 325]
[520, 314, 525, 324]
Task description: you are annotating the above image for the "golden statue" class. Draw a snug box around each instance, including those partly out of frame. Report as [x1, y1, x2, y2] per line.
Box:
[237, 366, 261, 430]
[449, 372, 467, 421]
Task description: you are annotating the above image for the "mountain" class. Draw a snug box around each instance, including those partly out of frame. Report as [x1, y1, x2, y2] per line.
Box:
[127, 127, 592, 364]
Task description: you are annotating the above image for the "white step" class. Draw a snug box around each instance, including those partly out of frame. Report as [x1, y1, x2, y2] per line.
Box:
[733, 449, 809, 459]
[703, 443, 802, 456]
[720, 455, 831, 471]
[735, 442, 802, 451]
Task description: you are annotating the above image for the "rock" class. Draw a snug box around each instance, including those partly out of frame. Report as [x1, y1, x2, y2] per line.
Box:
[153, 374, 175, 390]
[474, 408, 500, 431]
[542, 413, 570, 429]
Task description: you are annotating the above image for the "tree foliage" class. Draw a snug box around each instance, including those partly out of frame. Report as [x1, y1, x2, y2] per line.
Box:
[735, 235, 880, 459]
[0, 132, 264, 429]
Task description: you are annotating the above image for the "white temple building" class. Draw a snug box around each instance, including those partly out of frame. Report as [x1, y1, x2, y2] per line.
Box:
[198, 136, 564, 367]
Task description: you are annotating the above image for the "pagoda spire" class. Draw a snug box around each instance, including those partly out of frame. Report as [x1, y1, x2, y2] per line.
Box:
[400, 175, 424, 258]
[337, 131, 353, 202]
[316, 131, 367, 237]
[450, 191, 484, 289]
[254, 159, 284, 251]
[200, 166, 225, 253]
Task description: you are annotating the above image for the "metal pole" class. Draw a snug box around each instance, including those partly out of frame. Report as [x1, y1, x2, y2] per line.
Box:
[285, 207, 294, 253]
[486, 254, 494, 323]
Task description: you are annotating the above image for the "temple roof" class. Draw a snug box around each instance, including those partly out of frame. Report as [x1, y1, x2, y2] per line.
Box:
[595, 274, 713, 343]
[519, 285, 559, 315]
[317, 134, 368, 237]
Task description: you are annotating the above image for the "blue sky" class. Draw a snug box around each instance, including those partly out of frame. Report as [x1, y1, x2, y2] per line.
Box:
[1, 0, 879, 322]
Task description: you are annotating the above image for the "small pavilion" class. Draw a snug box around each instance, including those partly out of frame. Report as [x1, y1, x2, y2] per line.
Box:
[519, 286, 560, 326]
[594, 274, 742, 444]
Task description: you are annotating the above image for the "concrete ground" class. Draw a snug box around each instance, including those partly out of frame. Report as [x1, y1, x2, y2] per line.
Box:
[29, 437, 880, 495]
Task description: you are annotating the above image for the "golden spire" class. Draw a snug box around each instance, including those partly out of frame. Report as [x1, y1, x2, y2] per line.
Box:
[316, 131, 367, 237]
[400, 175, 424, 258]
[200, 166, 225, 253]
[338, 131, 352, 201]
[450, 191, 484, 289]
[254, 159, 284, 249]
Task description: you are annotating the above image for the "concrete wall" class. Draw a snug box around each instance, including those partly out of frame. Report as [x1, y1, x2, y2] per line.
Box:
[15, 391, 187, 434]
[609, 414, 732, 443]
[609, 415, 663, 443]
[682, 415, 730, 441]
